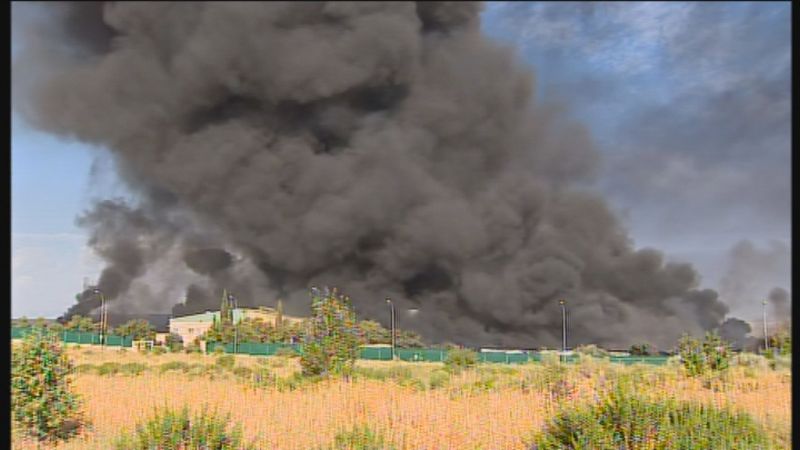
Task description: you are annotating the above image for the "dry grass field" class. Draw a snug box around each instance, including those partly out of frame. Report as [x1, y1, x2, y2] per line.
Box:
[12, 344, 792, 449]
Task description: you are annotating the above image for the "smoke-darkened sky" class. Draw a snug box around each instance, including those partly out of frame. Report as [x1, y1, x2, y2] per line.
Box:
[11, 2, 790, 346]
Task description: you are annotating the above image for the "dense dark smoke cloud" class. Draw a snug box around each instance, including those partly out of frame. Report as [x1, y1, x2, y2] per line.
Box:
[719, 240, 791, 320]
[717, 317, 753, 351]
[16, 2, 732, 348]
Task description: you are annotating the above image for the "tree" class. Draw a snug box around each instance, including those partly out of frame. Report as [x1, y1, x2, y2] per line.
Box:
[300, 287, 360, 377]
[358, 320, 391, 345]
[678, 332, 730, 376]
[14, 316, 31, 328]
[164, 333, 183, 352]
[629, 343, 651, 356]
[64, 315, 98, 332]
[114, 319, 156, 340]
[396, 329, 425, 348]
[12, 328, 84, 442]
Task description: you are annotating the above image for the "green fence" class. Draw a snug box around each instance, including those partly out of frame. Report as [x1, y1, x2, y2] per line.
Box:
[359, 347, 393, 360]
[13, 328, 672, 365]
[12, 327, 133, 347]
[206, 341, 302, 355]
[397, 348, 448, 362]
[609, 355, 669, 366]
[479, 352, 530, 364]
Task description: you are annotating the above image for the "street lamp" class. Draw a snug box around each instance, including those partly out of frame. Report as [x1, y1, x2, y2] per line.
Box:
[559, 299, 567, 362]
[229, 292, 238, 354]
[93, 288, 106, 350]
[386, 298, 395, 360]
[762, 300, 769, 353]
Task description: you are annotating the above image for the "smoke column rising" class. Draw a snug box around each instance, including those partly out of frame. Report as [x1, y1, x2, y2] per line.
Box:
[15, 2, 733, 348]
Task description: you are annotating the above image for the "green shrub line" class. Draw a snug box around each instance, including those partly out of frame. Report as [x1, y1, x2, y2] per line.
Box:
[113, 405, 253, 450]
[530, 377, 778, 449]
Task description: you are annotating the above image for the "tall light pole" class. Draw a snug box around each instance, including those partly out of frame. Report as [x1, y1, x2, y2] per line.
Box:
[559, 299, 567, 362]
[94, 288, 106, 350]
[386, 298, 395, 360]
[230, 292, 238, 354]
[762, 299, 769, 353]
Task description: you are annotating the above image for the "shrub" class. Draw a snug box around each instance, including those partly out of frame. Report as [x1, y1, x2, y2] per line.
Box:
[444, 348, 478, 373]
[114, 405, 251, 450]
[769, 354, 791, 371]
[151, 346, 166, 355]
[165, 333, 183, 352]
[11, 327, 84, 442]
[232, 366, 252, 378]
[120, 363, 147, 376]
[428, 370, 450, 389]
[75, 363, 98, 374]
[159, 361, 190, 373]
[97, 362, 122, 376]
[275, 346, 299, 358]
[732, 352, 769, 369]
[575, 344, 609, 358]
[300, 287, 361, 377]
[530, 379, 773, 449]
[184, 339, 202, 354]
[677, 332, 729, 377]
[216, 355, 236, 370]
[629, 343, 652, 356]
[327, 424, 395, 450]
[214, 345, 226, 355]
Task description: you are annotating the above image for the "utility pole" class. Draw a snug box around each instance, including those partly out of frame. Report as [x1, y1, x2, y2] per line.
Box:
[386, 298, 395, 360]
[94, 289, 106, 351]
[762, 300, 769, 354]
[559, 299, 567, 363]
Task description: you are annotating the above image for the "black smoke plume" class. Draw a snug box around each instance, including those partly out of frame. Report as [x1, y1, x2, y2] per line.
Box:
[16, 2, 732, 348]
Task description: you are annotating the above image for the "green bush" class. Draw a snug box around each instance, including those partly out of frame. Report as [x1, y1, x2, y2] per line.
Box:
[159, 361, 190, 373]
[275, 346, 299, 358]
[11, 327, 85, 442]
[151, 346, 166, 355]
[575, 344, 609, 358]
[97, 362, 122, 376]
[732, 352, 769, 369]
[216, 355, 236, 370]
[113, 405, 251, 450]
[428, 369, 450, 389]
[444, 348, 478, 373]
[120, 363, 147, 376]
[232, 366, 252, 378]
[214, 345, 226, 355]
[769, 355, 791, 371]
[678, 332, 730, 377]
[530, 379, 774, 449]
[75, 363, 98, 374]
[326, 424, 395, 450]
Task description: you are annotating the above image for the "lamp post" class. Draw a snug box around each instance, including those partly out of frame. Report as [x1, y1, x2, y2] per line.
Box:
[386, 298, 395, 360]
[230, 292, 238, 354]
[762, 300, 769, 354]
[93, 288, 106, 350]
[559, 299, 567, 362]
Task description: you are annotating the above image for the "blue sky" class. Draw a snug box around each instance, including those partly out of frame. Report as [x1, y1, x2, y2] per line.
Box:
[11, 2, 791, 320]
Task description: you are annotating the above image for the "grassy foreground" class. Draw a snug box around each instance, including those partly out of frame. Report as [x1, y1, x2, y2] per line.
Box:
[12, 344, 791, 449]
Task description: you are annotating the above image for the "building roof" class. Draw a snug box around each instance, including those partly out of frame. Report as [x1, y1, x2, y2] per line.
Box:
[170, 308, 304, 324]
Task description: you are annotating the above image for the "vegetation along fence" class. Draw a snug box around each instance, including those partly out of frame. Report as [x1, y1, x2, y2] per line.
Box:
[12, 327, 669, 365]
[12, 327, 133, 347]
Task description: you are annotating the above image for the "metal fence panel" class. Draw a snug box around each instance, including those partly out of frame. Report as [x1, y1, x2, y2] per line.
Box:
[397, 348, 447, 362]
[359, 347, 393, 360]
[11, 327, 32, 339]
